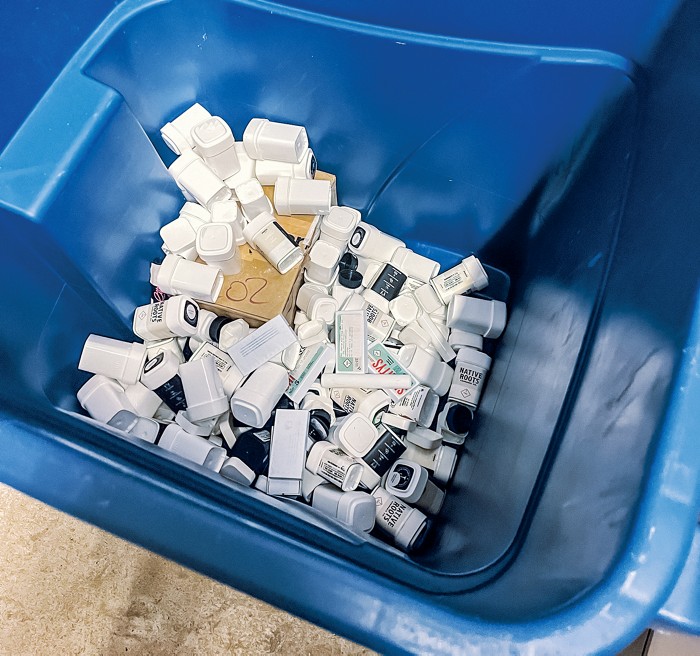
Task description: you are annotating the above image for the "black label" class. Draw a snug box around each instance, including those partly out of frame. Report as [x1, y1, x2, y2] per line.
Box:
[389, 463, 415, 491]
[350, 225, 366, 250]
[370, 264, 407, 301]
[153, 374, 188, 412]
[183, 300, 199, 328]
[363, 430, 406, 476]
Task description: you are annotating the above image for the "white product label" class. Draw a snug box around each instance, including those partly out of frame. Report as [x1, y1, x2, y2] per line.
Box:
[227, 315, 297, 375]
[364, 302, 395, 341]
[286, 343, 334, 403]
[375, 493, 409, 533]
[389, 385, 430, 421]
[192, 343, 234, 374]
[449, 363, 487, 408]
[367, 343, 416, 402]
[330, 388, 361, 413]
[335, 310, 368, 373]
[149, 301, 166, 324]
[319, 447, 352, 486]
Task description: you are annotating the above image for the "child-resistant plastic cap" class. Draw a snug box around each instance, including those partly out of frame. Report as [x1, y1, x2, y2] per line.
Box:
[150, 254, 225, 303]
[320, 206, 361, 248]
[235, 178, 273, 219]
[196, 223, 242, 275]
[433, 445, 458, 484]
[160, 103, 211, 154]
[306, 240, 342, 286]
[448, 328, 484, 351]
[242, 211, 304, 275]
[220, 456, 257, 486]
[253, 148, 316, 185]
[406, 426, 443, 450]
[77, 374, 136, 423]
[389, 294, 420, 327]
[230, 362, 289, 428]
[328, 413, 379, 458]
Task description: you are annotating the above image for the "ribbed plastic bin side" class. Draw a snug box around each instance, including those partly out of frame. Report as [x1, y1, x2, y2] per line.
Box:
[0, 1, 697, 654]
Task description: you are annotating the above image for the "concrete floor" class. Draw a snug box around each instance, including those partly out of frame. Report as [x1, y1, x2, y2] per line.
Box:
[0, 484, 372, 656]
[1, 483, 696, 655]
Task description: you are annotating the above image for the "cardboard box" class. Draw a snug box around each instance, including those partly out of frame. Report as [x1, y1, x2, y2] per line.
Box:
[198, 171, 335, 327]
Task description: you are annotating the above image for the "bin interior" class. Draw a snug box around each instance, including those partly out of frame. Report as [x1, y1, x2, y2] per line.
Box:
[0, 0, 696, 622]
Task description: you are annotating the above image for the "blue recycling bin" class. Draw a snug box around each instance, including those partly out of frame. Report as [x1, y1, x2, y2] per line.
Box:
[0, 1, 698, 653]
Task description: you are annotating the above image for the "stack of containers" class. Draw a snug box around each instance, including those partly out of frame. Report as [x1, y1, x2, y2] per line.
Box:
[75, 104, 508, 554]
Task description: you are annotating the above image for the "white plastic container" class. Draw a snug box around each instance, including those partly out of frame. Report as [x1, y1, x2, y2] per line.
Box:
[160, 216, 202, 260]
[319, 206, 361, 248]
[327, 413, 379, 458]
[389, 248, 440, 284]
[449, 346, 492, 410]
[160, 103, 211, 155]
[388, 385, 440, 427]
[242, 211, 304, 274]
[178, 357, 229, 422]
[140, 350, 188, 413]
[405, 426, 443, 450]
[196, 222, 242, 275]
[348, 222, 405, 262]
[191, 116, 240, 179]
[254, 149, 316, 185]
[132, 295, 199, 341]
[402, 442, 458, 485]
[397, 320, 433, 351]
[189, 342, 245, 397]
[329, 388, 390, 423]
[397, 344, 452, 396]
[448, 329, 484, 351]
[122, 382, 162, 419]
[273, 177, 332, 216]
[210, 199, 246, 245]
[235, 178, 273, 220]
[371, 486, 428, 551]
[78, 335, 147, 387]
[384, 459, 445, 515]
[224, 143, 257, 191]
[168, 150, 231, 210]
[306, 441, 364, 492]
[150, 254, 224, 303]
[77, 375, 136, 423]
[430, 255, 489, 305]
[447, 295, 507, 339]
[267, 409, 310, 497]
[417, 314, 456, 363]
[307, 293, 339, 326]
[230, 362, 289, 428]
[436, 400, 473, 446]
[217, 318, 250, 351]
[157, 424, 227, 472]
[107, 410, 160, 444]
[242, 118, 309, 162]
[312, 486, 376, 532]
[306, 241, 342, 286]
[389, 294, 420, 327]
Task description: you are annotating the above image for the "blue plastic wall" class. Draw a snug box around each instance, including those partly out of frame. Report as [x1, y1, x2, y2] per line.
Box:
[0, 1, 697, 653]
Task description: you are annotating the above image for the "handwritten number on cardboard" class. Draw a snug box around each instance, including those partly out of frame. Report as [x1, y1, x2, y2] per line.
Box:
[224, 277, 269, 305]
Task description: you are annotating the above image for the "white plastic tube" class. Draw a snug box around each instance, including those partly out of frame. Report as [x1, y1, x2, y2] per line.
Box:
[447, 295, 507, 339]
[132, 295, 200, 341]
[78, 335, 147, 387]
[430, 255, 489, 304]
[321, 373, 413, 390]
[254, 149, 316, 185]
[191, 116, 240, 179]
[234, 178, 273, 220]
[160, 103, 211, 155]
[243, 118, 309, 162]
[242, 211, 303, 274]
[210, 199, 246, 245]
[230, 362, 289, 428]
[196, 223, 242, 275]
[77, 375, 136, 423]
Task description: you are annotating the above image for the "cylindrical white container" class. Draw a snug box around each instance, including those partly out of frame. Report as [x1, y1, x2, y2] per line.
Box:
[217, 318, 250, 351]
[306, 240, 342, 286]
[254, 148, 316, 185]
[230, 362, 289, 428]
[168, 150, 231, 210]
[210, 199, 246, 245]
[77, 375, 136, 423]
[430, 255, 489, 305]
[243, 118, 309, 162]
[196, 222, 242, 275]
[306, 442, 364, 492]
[242, 212, 304, 274]
[449, 346, 492, 410]
[78, 335, 147, 387]
[390, 248, 440, 284]
[348, 222, 404, 262]
[397, 344, 452, 396]
[150, 254, 224, 303]
[133, 295, 200, 341]
[329, 388, 389, 423]
[402, 442, 457, 485]
[447, 295, 507, 339]
[179, 357, 229, 422]
[191, 116, 240, 179]
[312, 486, 376, 533]
[234, 178, 273, 220]
[274, 177, 332, 215]
[319, 206, 361, 248]
[389, 294, 420, 327]
[160, 103, 211, 155]
[388, 385, 439, 427]
[384, 459, 445, 515]
[371, 486, 428, 551]
[157, 424, 227, 472]
[140, 350, 189, 413]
